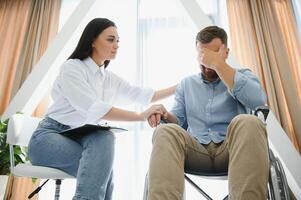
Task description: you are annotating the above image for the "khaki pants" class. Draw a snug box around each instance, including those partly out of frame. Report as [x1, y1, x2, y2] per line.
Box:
[148, 114, 269, 200]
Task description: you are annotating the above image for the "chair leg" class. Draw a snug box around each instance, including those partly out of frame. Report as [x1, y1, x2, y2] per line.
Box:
[54, 179, 62, 200]
[28, 179, 50, 199]
[184, 175, 213, 200]
[143, 173, 148, 200]
[222, 195, 229, 200]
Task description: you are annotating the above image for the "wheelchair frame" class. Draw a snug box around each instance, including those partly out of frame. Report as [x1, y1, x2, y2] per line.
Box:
[143, 107, 291, 200]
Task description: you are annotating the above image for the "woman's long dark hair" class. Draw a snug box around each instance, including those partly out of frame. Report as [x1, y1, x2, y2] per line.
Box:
[68, 18, 116, 68]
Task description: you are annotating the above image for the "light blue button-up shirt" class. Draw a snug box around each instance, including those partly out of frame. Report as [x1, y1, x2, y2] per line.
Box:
[170, 69, 267, 144]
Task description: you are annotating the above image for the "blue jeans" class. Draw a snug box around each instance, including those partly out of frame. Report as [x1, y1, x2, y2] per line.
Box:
[28, 117, 115, 200]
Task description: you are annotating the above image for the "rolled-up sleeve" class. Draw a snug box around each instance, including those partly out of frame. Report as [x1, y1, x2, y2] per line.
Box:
[170, 81, 187, 129]
[228, 69, 267, 110]
[58, 64, 112, 123]
[115, 76, 154, 106]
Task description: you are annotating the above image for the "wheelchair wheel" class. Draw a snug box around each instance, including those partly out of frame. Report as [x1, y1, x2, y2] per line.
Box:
[268, 150, 290, 200]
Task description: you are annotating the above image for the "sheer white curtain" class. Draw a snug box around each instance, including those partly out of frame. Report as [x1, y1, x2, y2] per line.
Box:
[134, 0, 199, 199]
[292, 0, 301, 40]
[138, 0, 198, 108]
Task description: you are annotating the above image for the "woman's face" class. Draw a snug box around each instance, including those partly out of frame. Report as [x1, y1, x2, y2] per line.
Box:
[92, 26, 119, 62]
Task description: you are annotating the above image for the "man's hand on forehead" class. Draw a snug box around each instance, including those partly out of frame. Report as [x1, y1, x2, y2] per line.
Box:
[197, 45, 227, 70]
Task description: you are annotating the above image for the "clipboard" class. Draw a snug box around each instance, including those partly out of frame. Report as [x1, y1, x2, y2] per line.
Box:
[60, 124, 127, 136]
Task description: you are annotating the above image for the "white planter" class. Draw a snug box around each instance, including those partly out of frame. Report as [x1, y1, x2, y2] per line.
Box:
[0, 175, 8, 200]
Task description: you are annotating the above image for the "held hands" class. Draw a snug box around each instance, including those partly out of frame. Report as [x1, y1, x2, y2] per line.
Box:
[197, 44, 227, 70]
[140, 104, 168, 128]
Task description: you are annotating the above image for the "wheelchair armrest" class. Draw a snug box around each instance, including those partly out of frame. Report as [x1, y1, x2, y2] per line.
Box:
[254, 106, 270, 122]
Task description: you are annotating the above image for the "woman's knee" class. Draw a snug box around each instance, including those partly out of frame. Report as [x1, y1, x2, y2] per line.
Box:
[86, 131, 115, 144]
[82, 131, 116, 155]
[80, 132, 115, 168]
[100, 131, 116, 144]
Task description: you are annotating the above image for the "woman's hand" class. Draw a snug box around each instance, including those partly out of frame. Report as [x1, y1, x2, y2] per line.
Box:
[140, 104, 168, 127]
[147, 112, 169, 128]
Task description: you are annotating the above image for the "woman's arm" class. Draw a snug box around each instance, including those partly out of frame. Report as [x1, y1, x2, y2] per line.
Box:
[102, 107, 143, 121]
[102, 105, 166, 122]
[151, 85, 177, 102]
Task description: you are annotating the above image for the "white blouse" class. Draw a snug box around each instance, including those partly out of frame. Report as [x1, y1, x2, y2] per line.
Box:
[46, 57, 154, 127]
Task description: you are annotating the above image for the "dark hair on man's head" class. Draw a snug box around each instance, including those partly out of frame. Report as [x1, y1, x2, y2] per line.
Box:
[196, 26, 227, 46]
[68, 18, 116, 68]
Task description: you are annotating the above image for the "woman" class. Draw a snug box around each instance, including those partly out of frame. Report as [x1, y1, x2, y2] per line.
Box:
[28, 18, 175, 200]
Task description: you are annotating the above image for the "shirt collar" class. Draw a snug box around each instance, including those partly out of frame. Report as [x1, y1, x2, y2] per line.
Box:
[199, 73, 220, 84]
[83, 57, 105, 75]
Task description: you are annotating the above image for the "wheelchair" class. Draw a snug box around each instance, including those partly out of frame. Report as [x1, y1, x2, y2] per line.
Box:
[143, 107, 291, 200]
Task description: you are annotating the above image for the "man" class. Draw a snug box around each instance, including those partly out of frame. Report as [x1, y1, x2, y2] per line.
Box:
[147, 26, 268, 200]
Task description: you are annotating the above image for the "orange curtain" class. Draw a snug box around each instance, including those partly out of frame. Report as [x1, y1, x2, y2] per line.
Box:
[227, 0, 301, 152]
[0, 0, 61, 199]
[0, 0, 60, 117]
[0, 0, 31, 115]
